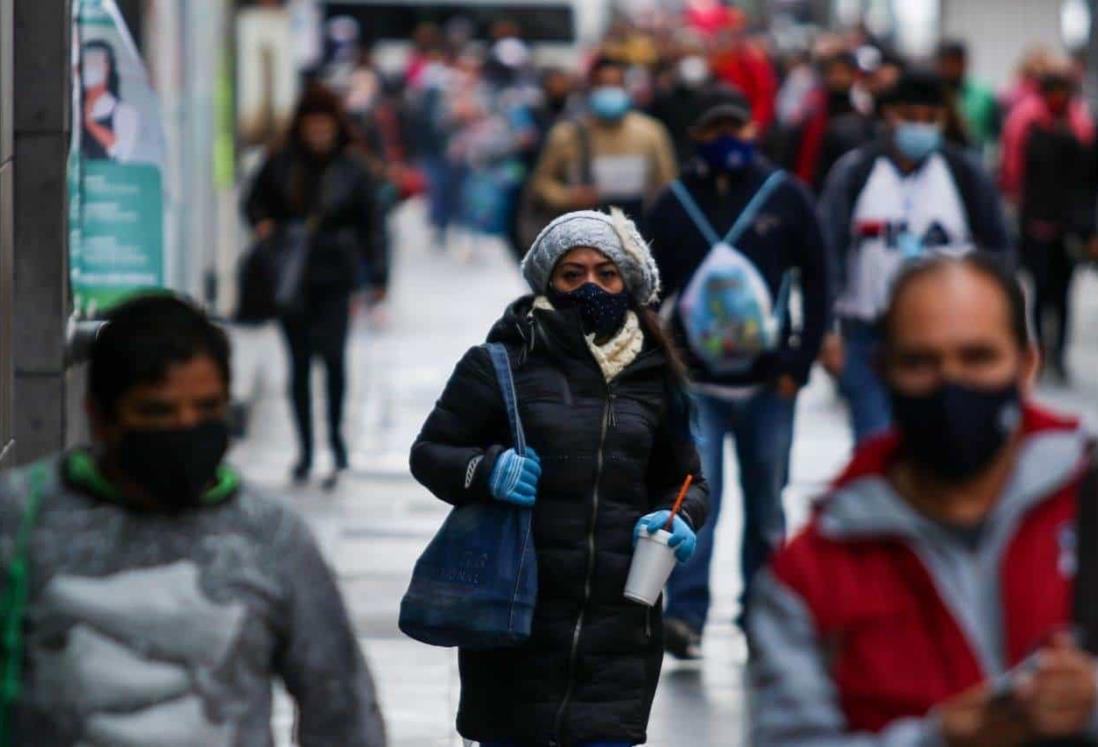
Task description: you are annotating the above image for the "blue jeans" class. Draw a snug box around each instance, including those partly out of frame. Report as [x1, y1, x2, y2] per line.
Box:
[837, 321, 892, 444]
[664, 388, 796, 633]
[420, 156, 465, 235]
[481, 742, 632, 746]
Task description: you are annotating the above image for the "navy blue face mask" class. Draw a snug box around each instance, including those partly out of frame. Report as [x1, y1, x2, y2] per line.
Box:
[891, 380, 1023, 481]
[548, 282, 630, 340]
[698, 134, 756, 172]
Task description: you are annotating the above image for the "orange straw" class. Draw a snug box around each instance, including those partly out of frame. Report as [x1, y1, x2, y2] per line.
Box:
[664, 474, 695, 531]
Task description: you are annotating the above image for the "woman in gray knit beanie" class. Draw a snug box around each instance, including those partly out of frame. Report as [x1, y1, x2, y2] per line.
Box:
[522, 208, 662, 307]
[409, 209, 709, 746]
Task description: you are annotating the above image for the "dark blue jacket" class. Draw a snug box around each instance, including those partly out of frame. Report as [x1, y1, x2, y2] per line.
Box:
[646, 160, 832, 387]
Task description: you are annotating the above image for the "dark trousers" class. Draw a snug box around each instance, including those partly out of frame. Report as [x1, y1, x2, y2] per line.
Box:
[280, 291, 351, 467]
[1024, 237, 1076, 367]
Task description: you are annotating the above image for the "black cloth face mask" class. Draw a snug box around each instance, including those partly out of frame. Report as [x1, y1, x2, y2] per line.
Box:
[890, 380, 1023, 482]
[116, 420, 231, 510]
[548, 282, 631, 340]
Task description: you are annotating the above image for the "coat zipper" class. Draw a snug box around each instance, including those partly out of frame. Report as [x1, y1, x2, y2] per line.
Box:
[553, 392, 612, 744]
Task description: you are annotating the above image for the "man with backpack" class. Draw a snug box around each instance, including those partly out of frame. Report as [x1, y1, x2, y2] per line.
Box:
[749, 254, 1098, 747]
[0, 295, 387, 746]
[818, 69, 1011, 444]
[646, 86, 831, 659]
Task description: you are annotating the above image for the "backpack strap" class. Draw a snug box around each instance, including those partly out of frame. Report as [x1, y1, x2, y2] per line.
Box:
[669, 180, 722, 247]
[725, 170, 788, 246]
[0, 464, 48, 747]
[486, 343, 526, 457]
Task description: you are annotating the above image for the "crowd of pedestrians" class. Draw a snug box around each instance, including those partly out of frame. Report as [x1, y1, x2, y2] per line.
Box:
[4, 4, 1098, 747]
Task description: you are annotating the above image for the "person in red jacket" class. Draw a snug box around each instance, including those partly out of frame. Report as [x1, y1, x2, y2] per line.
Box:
[749, 253, 1098, 746]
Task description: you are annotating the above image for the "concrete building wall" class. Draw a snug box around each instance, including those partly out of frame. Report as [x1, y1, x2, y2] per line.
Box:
[940, 0, 1065, 90]
[12, 0, 77, 465]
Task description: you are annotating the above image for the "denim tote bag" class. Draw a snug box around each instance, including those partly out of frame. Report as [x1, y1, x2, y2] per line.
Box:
[399, 343, 538, 649]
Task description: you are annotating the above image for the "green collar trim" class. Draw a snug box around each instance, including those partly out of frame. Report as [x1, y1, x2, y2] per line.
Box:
[64, 450, 240, 507]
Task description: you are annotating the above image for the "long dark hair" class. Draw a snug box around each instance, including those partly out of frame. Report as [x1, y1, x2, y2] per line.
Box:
[285, 83, 358, 155]
[280, 84, 362, 212]
[637, 306, 696, 442]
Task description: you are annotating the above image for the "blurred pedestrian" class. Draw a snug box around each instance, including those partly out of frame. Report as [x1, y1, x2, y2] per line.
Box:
[530, 57, 677, 228]
[0, 294, 387, 746]
[408, 43, 464, 249]
[1001, 58, 1096, 383]
[1001, 46, 1054, 117]
[937, 40, 1001, 156]
[786, 50, 877, 191]
[749, 255, 1097, 746]
[819, 70, 1010, 444]
[710, 27, 779, 134]
[445, 42, 537, 255]
[244, 85, 383, 486]
[646, 87, 831, 657]
[410, 210, 709, 747]
[647, 50, 718, 166]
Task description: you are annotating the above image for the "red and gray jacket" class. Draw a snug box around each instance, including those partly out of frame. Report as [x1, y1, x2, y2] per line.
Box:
[749, 404, 1097, 745]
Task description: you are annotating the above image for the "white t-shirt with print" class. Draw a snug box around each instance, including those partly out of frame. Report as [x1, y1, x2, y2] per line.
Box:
[836, 153, 974, 322]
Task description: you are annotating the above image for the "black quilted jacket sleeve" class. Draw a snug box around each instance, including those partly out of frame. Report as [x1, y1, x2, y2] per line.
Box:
[410, 346, 509, 508]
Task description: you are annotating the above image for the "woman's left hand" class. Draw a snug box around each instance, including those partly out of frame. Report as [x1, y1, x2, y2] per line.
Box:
[634, 511, 697, 563]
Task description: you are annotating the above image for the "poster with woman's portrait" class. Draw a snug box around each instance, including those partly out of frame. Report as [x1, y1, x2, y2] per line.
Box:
[69, 0, 168, 317]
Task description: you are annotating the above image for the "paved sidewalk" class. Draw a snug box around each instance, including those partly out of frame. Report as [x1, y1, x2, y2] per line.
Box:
[229, 201, 1098, 746]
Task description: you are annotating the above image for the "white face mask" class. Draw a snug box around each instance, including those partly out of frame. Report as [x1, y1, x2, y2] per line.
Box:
[678, 56, 709, 87]
[83, 57, 108, 89]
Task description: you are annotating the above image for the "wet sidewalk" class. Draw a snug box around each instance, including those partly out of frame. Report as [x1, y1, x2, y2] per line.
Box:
[229, 201, 1098, 746]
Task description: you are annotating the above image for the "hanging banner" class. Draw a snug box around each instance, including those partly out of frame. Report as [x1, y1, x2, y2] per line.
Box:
[69, 0, 167, 317]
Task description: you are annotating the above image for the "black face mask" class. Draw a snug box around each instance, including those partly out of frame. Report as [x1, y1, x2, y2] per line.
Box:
[116, 421, 230, 510]
[548, 282, 630, 340]
[891, 380, 1023, 482]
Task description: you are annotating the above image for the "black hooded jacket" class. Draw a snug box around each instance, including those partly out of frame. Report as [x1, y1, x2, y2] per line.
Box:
[410, 297, 709, 746]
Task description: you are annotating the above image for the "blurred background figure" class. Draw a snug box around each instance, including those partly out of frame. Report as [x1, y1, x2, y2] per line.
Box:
[772, 49, 876, 191]
[244, 85, 382, 488]
[647, 46, 721, 166]
[710, 23, 779, 134]
[407, 28, 463, 250]
[529, 56, 676, 229]
[937, 39, 1002, 160]
[1001, 55, 1096, 383]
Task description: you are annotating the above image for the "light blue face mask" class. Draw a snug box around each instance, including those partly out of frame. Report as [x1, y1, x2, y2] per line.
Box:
[894, 122, 943, 162]
[589, 86, 632, 122]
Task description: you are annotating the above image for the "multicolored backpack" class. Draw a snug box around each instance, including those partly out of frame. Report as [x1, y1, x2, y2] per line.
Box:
[672, 171, 792, 374]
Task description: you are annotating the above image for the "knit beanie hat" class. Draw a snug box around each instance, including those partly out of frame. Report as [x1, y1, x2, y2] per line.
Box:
[521, 209, 661, 305]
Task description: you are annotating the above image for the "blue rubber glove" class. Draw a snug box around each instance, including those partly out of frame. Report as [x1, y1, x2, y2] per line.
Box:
[633, 511, 697, 563]
[488, 447, 541, 507]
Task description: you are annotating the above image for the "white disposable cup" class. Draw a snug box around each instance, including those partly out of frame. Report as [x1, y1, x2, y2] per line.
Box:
[624, 529, 678, 606]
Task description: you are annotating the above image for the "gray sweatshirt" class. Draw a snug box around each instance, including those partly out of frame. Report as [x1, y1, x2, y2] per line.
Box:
[0, 454, 387, 747]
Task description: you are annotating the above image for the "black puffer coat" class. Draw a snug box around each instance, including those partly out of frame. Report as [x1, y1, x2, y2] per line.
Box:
[243, 147, 386, 294]
[410, 298, 709, 746]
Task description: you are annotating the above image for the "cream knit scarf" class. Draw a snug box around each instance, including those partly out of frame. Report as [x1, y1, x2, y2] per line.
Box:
[533, 296, 644, 382]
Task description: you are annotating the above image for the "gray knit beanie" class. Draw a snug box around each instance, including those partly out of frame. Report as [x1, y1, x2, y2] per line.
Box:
[520, 209, 662, 305]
